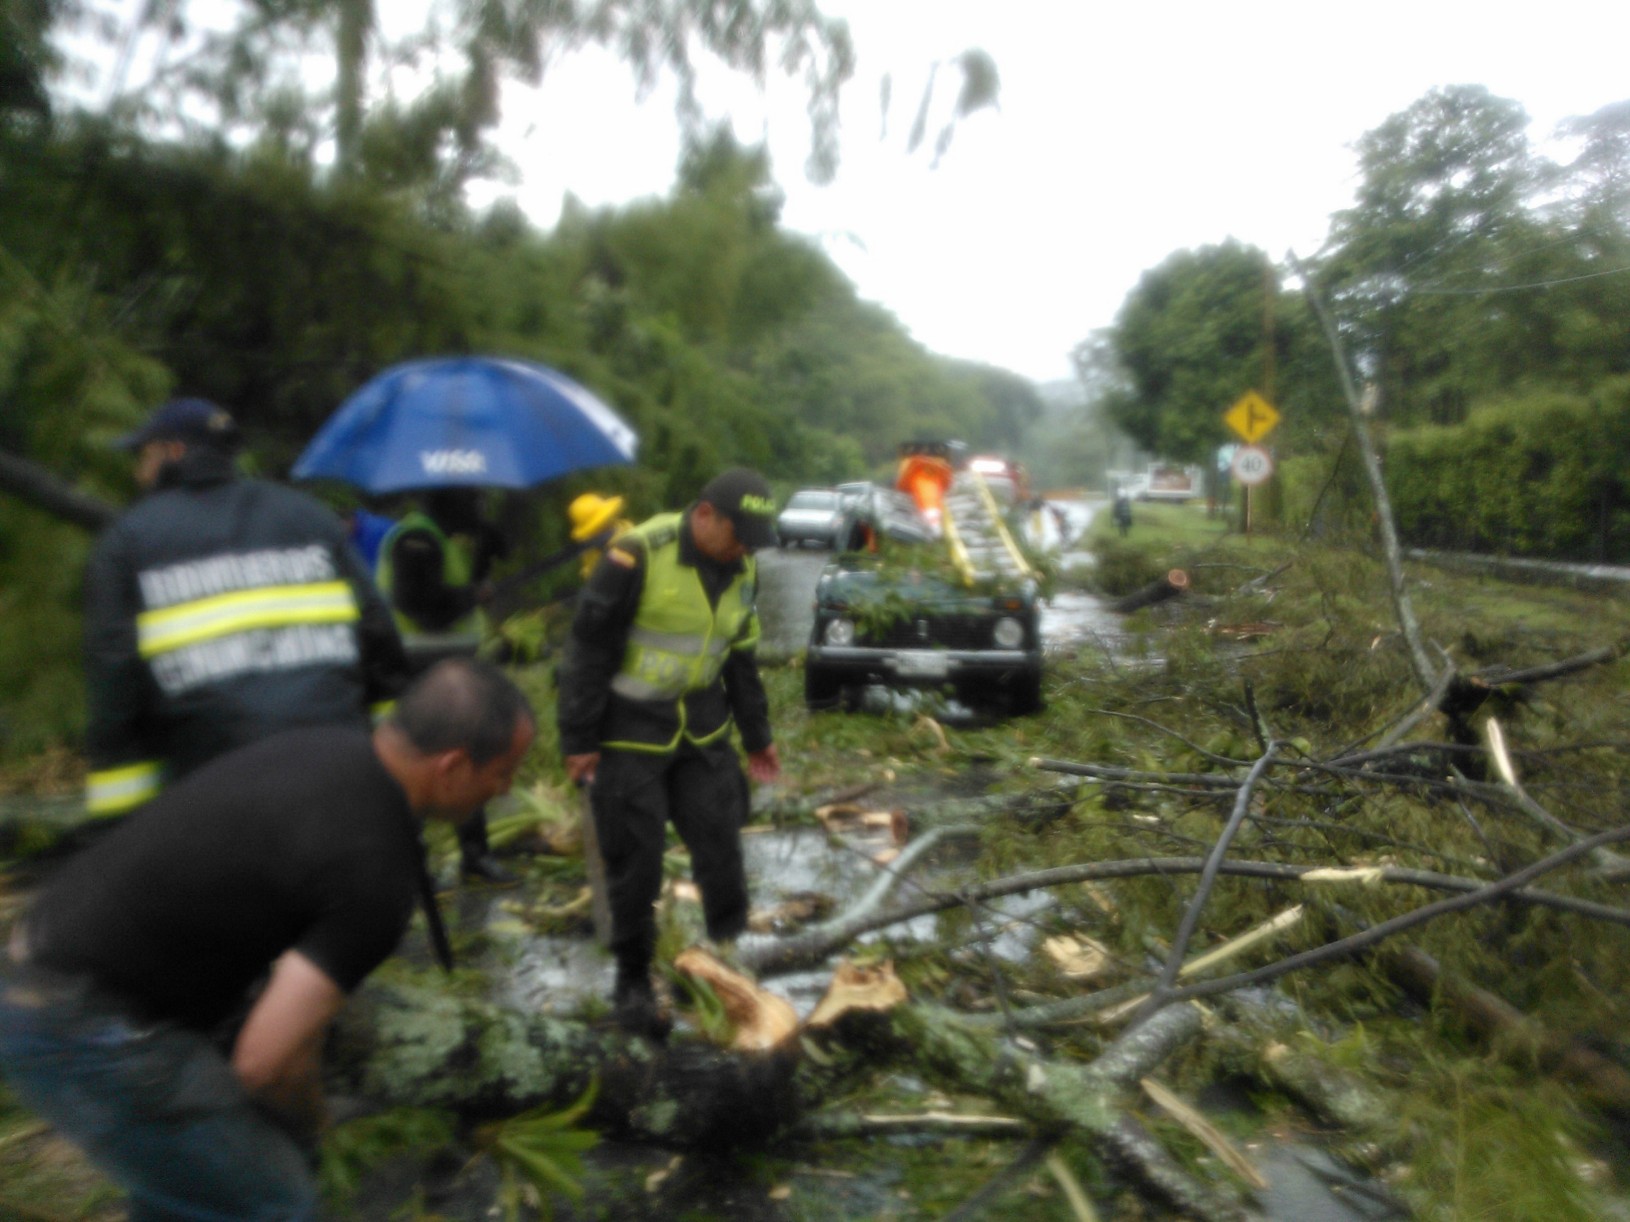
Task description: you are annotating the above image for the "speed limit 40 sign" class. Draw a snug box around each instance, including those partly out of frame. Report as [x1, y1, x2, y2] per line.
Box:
[1230, 445, 1273, 486]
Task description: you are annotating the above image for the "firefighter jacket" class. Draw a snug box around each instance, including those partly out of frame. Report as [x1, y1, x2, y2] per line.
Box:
[555, 510, 772, 756]
[82, 449, 408, 816]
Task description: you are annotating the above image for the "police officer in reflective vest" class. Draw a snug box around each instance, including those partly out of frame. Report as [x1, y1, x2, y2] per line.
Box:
[82, 399, 409, 820]
[377, 488, 514, 882]
[556, 469, 782, 1038]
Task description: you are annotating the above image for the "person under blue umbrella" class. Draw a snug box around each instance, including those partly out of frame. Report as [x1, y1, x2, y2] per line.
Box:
[377, 488, 517, 884]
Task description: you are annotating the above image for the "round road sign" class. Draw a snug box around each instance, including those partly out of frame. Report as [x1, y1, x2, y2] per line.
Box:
[1231, 445, 1273, 486]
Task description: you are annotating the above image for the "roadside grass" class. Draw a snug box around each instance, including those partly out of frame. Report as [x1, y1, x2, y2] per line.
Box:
[1087, 499, 1236, 550]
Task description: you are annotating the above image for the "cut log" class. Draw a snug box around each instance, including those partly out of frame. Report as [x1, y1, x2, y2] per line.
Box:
[805, 959, 908, 1029]
[1110, 568, 1190, 614]
[672, 947, 800, 1053]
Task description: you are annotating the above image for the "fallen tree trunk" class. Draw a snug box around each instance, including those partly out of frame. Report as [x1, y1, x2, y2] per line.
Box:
[327, 979, 803, 1146]
[332, 966, 1245, 1220]
[1384, 944, 1630, 1116]
[1111, 567, 1190, 614]
[888, 1002, 1250, 1220]
[0, 448, 119, 532]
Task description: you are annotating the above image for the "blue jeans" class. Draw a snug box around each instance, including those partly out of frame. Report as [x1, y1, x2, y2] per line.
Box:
[0, 962, 321, 1221]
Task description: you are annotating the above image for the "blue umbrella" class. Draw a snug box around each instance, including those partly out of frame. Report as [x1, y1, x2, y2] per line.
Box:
[291, 356, 638, 493]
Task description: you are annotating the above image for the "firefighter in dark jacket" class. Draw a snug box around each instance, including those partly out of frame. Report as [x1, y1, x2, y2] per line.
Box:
[377, 488, 515, 883]
[557, 468, 782, 1038]
[83, 398, 409, 818]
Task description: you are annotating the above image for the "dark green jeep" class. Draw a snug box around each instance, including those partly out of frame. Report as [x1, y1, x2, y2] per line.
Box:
[803, 551, 1044, 714]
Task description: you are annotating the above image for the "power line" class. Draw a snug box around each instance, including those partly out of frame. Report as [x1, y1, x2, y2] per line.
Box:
[1409, 260, 1630, 297]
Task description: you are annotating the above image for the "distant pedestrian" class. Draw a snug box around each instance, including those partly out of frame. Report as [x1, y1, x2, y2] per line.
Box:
[1113, 487, 1133, 537]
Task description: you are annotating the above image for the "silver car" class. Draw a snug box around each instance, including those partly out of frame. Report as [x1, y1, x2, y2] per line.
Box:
[776, 488, 851, 549]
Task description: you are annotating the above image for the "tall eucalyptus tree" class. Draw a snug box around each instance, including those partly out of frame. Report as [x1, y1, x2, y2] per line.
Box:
[1317, 85, 1545, 425]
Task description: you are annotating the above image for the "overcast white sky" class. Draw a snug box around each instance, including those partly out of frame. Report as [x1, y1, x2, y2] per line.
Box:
[465, 1, 1630, 385]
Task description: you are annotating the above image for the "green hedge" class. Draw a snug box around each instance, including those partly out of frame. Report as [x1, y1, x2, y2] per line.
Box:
[1385, 383, 1630, 563]
[1264, 382, 1630, 564]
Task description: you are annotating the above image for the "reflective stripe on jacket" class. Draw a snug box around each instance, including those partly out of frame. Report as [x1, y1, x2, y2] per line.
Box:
[85, 760, 164, 818]
[603, 513, 759, 752]
[82, 454, 406, 814]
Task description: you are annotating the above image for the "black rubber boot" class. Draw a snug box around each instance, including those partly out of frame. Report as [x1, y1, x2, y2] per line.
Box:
[460, 852, 519, 886]
[613, 965, 673, 1041]
[458, 808, 518, 885]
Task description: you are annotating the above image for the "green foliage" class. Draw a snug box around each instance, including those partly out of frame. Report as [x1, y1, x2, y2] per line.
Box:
[1384, 382, 1630, 561]
[1270, 439, 1374, 545]
[669, 971, 737, 1045]
[0, 244, 170, 761]
[319, 1107, 458, 1207]
[1321, 85, 1546, 429]
[0, 0, 57, 120]
[1098, 241, 1342, 464]
[475, 1081, 600, 1222]
[1391, 1064, 1604, 1221]
[1087, 536, 1166, 598]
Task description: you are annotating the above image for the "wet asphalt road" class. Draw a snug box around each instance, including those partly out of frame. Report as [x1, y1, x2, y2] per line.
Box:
[753, 544, 829, 661]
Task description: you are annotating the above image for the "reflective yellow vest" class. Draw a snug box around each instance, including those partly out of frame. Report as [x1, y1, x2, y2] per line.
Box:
[376, 510, 486, 643]
[604, 513, 759, 752]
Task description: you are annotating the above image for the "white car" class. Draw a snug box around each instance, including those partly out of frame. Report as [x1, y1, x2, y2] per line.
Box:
[776, 488, 852, 549]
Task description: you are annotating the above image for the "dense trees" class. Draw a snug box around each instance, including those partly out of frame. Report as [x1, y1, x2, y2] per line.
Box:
[0, 9, 1019, 758]
[1077, 241, 1342, 465]
[1082, 84, 1630, 558]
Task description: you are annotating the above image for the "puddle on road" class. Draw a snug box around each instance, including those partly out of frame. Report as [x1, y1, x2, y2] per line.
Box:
[1040, 588, 1128, 658]
[483, 820, 1054, 1022]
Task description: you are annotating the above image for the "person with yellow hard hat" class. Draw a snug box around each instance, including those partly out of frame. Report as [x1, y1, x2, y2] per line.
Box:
[568, 492, 633, 580]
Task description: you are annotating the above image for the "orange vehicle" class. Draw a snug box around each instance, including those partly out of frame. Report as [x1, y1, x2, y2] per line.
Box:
[894, 440, 960, 534]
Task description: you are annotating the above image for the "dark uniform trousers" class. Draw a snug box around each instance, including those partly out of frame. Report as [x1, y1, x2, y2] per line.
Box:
[590, 736, 750, 972]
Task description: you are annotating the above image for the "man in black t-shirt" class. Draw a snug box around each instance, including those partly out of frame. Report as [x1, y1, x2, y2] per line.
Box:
[0, 658, 533, 1220]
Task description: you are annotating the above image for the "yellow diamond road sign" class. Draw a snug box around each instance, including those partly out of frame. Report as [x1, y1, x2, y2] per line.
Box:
[1225, 391, 1281, 444]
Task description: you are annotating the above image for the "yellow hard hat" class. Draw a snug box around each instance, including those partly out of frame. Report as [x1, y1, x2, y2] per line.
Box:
[569, 493, 625, 541]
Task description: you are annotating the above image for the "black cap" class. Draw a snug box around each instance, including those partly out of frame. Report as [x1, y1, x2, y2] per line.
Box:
[698, 467, 778, 551]
[116, 398, 240, 452]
